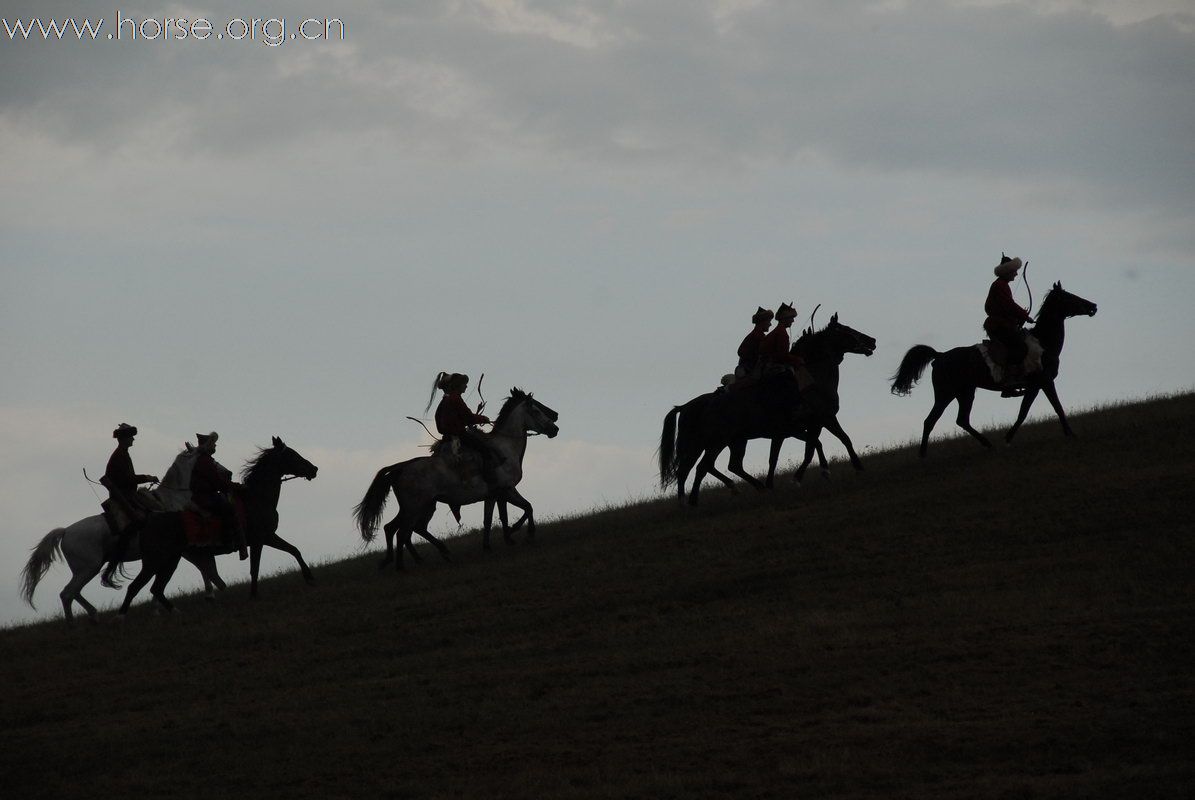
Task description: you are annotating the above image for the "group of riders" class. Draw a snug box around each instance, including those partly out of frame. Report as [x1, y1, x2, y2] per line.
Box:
[94, 253, 1038, 581]
[98, 424, 247, 588]
[728, 252, 1038, 392]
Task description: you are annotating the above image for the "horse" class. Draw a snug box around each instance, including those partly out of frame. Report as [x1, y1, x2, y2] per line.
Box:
[660, 314, 876, 506]
[890, 282, 1097, 457]
[20, 447, 231, 623]
[117, 437, 318, 615]
[355, 389, 559, 570]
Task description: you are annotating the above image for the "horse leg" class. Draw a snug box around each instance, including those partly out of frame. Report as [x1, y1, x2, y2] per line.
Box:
[794, 426, 822, 484]
[688, 447, 723, 506]
[1040, 380, 1074, 437]
[149, 552, 183, 613]
[824, 415, 864, 471]
[378, 515, 399, 570]
[119, 566, 155, 616]
[482, 498, 495, 551]
[726, 440, 764, 491]
[261, 532, 316, 588]
[58, 562, 103, 625]
[921, 391, 953, 458]
[503, 488, 535, 542]
[674, 448, 700, 506]
[766, 438, 784, 489]
[1005, 386, 1041, 443]
[184, 552, 224, 600]
[954, 388, 992, 449]
[414, 528, 453, 562]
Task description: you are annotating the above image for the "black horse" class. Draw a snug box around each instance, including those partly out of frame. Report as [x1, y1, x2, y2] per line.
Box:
[660, 314, 876, 505]
[890, 282, 1097, 457]
[118, 437, 319, 615]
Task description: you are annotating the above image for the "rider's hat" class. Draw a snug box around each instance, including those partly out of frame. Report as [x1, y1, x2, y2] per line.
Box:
[995, 253, 1023, 278]
[751, 307, 774, 325]
[113, 423, 138, 439]
[775, 302, 797, 321]
[196, 431, 219, 446]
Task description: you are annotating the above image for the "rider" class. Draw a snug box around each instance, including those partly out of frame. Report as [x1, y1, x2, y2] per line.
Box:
[99, 423, 159, 588]
[984, 254, 1035, 372]
[429, 372, 506, 482]
[190, 432, 248, 560]
[735, 307, 774, 379]
[757, 302, 807, 374]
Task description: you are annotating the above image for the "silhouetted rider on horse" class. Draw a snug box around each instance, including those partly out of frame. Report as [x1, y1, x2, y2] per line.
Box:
[984, 253, 1039, 393]
[429, 372, 506, 483]
[190, 431, 248, 560]
[99, 423, 159, 587]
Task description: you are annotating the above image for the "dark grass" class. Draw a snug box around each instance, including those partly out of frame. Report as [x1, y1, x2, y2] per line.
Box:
[2, 394, 1192, 799]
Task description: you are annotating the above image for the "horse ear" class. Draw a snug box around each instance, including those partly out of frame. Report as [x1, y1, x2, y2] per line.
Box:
[1054, 281, 1061, 289]
[831, 312, 838, 323]
[272, 436, 284, 448]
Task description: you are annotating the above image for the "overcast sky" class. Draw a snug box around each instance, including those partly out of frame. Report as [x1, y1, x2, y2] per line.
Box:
[2, 0, 1193, 625]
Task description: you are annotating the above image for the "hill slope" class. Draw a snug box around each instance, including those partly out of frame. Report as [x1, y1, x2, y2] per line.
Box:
[2, 395, 1192, 799]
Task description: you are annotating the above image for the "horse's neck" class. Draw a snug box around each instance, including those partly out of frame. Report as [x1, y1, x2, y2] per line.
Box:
[490, 425, 529, 464]
[1030, 306, 1066, 354]
[244, 464, 283, 509]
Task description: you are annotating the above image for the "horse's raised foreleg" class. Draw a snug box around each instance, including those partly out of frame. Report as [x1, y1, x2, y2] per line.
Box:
[502, 487, 535, 542]
[1040, 380, 1074, 437]
[823, 415, 864, 471]
[261, 531, 316, 589]
[1005, 385, 1041, 443]
[954, 389, 992, 449]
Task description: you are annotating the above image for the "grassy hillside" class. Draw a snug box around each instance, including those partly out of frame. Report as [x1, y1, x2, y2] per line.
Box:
[2, 394, 1192, 799]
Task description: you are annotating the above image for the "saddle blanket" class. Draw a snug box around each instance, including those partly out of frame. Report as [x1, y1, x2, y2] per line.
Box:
[976, 334, 1044, 384]
[181, 511, 223, 547]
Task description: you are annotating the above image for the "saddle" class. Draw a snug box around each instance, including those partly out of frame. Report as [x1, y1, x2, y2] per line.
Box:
[430, 437, 484, 481]
[977, 334, 1044, 393]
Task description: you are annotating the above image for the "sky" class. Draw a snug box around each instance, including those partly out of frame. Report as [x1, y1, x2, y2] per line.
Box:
[2, 0, 1193, 625]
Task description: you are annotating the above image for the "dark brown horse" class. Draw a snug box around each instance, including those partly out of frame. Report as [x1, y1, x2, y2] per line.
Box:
[890, 282, 1097, 457]
[118, 437, 318, 615]
[659, 315, 876, 505]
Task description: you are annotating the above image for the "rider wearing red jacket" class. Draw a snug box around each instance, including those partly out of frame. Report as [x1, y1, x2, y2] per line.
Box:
[984, 254, 1034, 365]
[430, 372, 505, 482]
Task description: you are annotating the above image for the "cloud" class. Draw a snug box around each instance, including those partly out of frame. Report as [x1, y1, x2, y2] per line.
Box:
[2, 1, 1192, 211]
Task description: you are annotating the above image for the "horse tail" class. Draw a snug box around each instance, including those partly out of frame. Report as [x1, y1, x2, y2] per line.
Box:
[890, 345, 941, 396]
[354, 462, 404, 544]
[21, 528, 66, 608]
[658, 406, 682, 488]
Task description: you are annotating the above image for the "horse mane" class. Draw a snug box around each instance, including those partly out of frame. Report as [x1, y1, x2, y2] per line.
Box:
[240, 445, 279, 484]
[492, 388, 530, 429]
[790, 322, 831, 354]
[1034, 285, 1062, 321]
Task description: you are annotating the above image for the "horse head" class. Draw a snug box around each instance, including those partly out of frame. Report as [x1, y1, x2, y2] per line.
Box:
[825, 313, 877, 357]
[243, 437, 319, 484]
[1045, 281, 1098, 319]
[271, 436, 319, 480]
[499, 389, 559, 439]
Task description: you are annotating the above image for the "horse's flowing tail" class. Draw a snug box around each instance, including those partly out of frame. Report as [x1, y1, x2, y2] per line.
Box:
[21, 528, 66, 608]
[354, 463, 404, 543]
[890, 345, 941, 396]
[658, 407, 681, 488]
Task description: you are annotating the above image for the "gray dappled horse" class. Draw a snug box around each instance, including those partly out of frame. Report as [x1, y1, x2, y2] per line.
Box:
[890, 282, 1097, 457]
[355, 389, 559, 570]
[21, 447, 227, 623]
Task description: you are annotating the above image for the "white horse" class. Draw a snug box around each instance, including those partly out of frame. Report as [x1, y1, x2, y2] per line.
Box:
[355, 388, 559, 570]
[20, 447, 226, 623]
